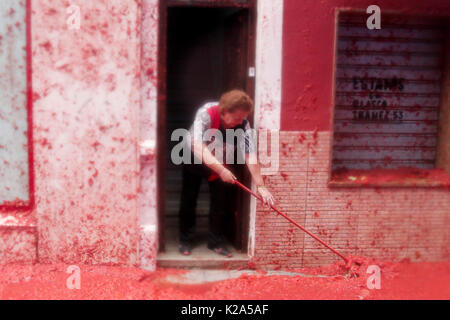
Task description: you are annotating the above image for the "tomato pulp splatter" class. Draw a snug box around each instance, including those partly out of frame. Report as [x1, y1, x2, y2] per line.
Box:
[0, 259, 448, 300]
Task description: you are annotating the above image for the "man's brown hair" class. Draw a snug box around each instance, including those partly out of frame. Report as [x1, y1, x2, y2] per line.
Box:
[218, 90, 254, 114]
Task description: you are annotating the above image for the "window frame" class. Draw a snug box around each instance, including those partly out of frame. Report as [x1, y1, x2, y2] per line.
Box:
[328, 8, 450, 188]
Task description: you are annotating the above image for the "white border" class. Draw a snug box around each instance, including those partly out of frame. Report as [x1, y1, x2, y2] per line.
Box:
[249, 0, 284, 257]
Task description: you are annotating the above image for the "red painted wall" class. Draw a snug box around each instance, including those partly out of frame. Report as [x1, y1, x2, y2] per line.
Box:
[281, 0, 450, 131]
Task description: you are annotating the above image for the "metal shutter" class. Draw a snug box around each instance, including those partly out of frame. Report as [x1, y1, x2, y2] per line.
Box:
[332, 12, 447, 171]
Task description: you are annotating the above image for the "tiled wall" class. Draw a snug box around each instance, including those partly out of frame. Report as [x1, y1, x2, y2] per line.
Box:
[254, 131, 449, 269]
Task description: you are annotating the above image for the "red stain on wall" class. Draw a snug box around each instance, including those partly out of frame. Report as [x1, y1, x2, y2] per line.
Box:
[29, 0, 142, 266]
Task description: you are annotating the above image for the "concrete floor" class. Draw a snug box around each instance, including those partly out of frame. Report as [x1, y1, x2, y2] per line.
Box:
[157, 229, 249, 269]
[163, 269, 332, 284]
[156, 229, 334, 283]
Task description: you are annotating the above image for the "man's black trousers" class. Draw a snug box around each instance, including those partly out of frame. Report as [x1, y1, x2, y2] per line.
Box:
[178, 164, 237, 248]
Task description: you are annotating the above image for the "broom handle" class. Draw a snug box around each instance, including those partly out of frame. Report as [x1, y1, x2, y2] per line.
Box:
[234, 180, 349, 263]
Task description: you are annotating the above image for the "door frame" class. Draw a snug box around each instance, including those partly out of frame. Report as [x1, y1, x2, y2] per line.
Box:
[157, 0, 257, 251]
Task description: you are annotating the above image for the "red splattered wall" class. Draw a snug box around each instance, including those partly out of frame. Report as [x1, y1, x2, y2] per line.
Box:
[31, 0, 142, 265]
[254, 131, 449, 268]
[0, 0, 160, 267]
[1, 0, 448, 270]
[252, 0, 450, 269]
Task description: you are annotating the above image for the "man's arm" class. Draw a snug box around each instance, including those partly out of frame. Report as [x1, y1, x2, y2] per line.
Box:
[246, 153, 275, 206]
[191, 139, 236, 184]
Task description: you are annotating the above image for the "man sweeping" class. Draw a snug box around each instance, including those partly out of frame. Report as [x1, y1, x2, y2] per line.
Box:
[178, 89, 275, 257]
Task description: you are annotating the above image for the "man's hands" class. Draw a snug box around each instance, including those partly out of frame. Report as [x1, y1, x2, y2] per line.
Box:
[257, 186, 275, 206]
[218, 166, 275, 207]
[219, 167, 236, 184]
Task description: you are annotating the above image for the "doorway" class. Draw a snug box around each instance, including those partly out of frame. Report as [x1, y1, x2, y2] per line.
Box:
[157, 1, 256, 265]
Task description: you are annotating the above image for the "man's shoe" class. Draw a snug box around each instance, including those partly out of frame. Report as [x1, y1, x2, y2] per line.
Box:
[208, 244, 232, 258]
[179, 243, 192, 256]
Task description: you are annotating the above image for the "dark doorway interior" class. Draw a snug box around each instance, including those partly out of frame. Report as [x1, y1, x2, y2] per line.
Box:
[163, 7, 252, 260]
